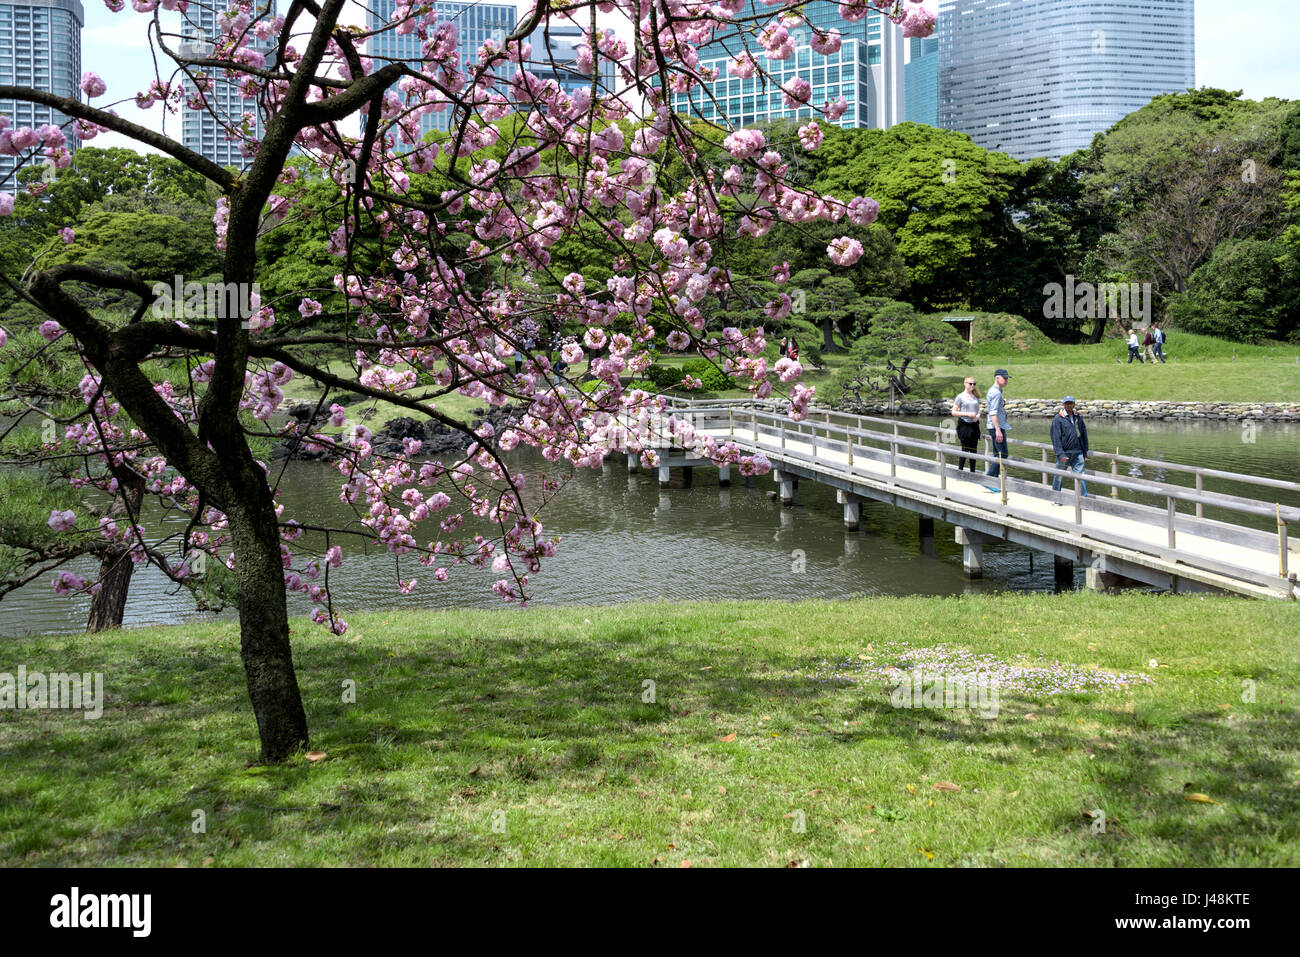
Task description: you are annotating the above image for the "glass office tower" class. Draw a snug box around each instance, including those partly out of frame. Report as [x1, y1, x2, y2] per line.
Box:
[526, 23, 617, 98]
[904, 35, 939, 127]
[938, 0, 1194, 160]
[0, 0, 83, 183]
[672, 2, 903, 130]
[366, 0, 517, 138]
[179, 2, 277, 168]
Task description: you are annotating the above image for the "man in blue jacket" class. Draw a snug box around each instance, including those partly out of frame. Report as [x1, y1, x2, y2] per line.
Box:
[1050, 396, 1090, 501]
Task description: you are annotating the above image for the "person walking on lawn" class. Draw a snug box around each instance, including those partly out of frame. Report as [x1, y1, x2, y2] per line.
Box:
[1152, 323, 1167, 363]
[983, 369, 1011, 493]
[1127, 329, 1144, 363]
[1050, 396, 1090, 503]
[1142, 327, 1157, 363]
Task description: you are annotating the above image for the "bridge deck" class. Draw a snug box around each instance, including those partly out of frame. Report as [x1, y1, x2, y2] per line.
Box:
[706, 423, 1298, 597]
[628, 400, 1298, 600]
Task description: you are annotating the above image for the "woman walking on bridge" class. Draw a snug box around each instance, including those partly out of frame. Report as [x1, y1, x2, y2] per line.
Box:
[951, 377, 982, 472]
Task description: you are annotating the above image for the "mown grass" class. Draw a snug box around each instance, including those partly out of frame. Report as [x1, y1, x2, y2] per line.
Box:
[2, 594, 1297, 867]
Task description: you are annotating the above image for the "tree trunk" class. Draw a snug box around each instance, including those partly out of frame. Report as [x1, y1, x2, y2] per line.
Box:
[227, 484, 309, 763]
[86, 471, 145, 632]
[821, 315, 841, 353]
[86, 552, 133, 631]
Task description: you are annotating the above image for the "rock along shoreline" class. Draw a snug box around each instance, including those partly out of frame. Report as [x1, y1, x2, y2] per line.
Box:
[833, 399, 1300, 422]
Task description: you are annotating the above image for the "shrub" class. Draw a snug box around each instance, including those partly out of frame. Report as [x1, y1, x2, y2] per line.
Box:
[680, 357, 734, 391]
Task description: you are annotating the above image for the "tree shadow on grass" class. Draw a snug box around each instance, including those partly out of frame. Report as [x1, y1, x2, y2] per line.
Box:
[3, 627, 1297, 865]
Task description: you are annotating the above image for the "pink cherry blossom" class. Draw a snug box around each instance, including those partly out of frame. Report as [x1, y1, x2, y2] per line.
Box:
[827, 236, 865, 266]
[80, 72, 107, 97]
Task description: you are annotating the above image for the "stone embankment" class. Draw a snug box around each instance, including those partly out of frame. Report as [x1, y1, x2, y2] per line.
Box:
[835, 399, 1300, 421]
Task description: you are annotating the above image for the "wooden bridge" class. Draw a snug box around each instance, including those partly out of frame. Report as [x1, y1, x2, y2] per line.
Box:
[617, 398, 1300, 600]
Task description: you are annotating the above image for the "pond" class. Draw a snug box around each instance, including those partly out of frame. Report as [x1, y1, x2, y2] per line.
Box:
[2, 417, 1296, 636]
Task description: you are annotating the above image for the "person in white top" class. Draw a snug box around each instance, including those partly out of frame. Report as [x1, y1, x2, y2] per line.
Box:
[1127, 329, 1144, 364]
[950, 376, 981, 472]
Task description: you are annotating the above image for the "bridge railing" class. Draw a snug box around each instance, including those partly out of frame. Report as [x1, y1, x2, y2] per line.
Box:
[659, 395, 1297, 503]
[663, 401, 1299, 581]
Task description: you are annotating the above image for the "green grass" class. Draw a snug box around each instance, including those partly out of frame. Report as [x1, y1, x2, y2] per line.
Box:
[3, 594, 1298, 867]
[929, 332, 1300, 403]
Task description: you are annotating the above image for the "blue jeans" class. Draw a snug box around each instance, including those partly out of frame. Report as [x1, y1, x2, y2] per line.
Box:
[985, 430, 1009, 478]
[1153, 343, 1165, 363]
[1052, 452, 1088, 496]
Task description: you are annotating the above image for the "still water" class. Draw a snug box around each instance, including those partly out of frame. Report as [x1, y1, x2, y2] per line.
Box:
[2, 418, 1297, 635]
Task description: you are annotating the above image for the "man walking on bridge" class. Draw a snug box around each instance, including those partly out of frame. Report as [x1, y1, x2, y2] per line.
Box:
[1050, 396, 1090, 502]
[984, 369, 1011, 492]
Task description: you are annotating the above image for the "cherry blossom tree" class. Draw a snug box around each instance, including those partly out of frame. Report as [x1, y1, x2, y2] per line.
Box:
[0, 0, 936, 761]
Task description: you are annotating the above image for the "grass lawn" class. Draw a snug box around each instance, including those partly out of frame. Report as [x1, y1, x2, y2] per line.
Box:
[3, 594, 1297, 867]
[926, 358, 1300, 404]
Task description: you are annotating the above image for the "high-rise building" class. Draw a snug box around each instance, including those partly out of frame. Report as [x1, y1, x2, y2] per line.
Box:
[179, 2, 277, 168]
[938, 0, 1195, 160]
[366, 0, 517, 139]
[526, 23, 617, 98]
[0, 0, 83, 183]
[671, 2, 904, 130]
[904, 35, 939, 127]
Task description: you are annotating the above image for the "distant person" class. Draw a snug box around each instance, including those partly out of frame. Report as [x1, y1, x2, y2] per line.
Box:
[1152, 323, 1166, 363]
[983, 369, 1011, 492]
[1142, 327, 1156, 363]
[788, 339, 799, 362]
[1127, 329, 1144, 364]
[779, 336, 789, 358]
[950, 376, 982, 473]
[1049, 396, 1090, 502]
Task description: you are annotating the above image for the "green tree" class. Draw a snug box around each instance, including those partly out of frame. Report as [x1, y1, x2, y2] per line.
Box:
[827, 300, 969, 404]
[1081, 89, 1289, 309]
[814, 122, 1024, 308]
[1166, 238, 1300, 343]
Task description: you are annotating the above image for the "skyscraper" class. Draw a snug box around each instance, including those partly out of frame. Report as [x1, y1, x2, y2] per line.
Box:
[366, 0, 517, 139]
[179, 2, 277, 168]
[526, 23, 617, 99]
[904, 35, 939, 127]
[938, 0, 1195, 160]
[671, 2, 904, 131]
[0, 0, 83, 183]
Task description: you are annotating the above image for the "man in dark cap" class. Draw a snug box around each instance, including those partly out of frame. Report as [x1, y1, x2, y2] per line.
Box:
[1050, 396, 1090, 502]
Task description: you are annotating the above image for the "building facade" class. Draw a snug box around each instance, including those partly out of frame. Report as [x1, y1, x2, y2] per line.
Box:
[526, 24, 617, 98]
[0, 0, 83, 183]
[904, 35, 939, 127]
[179, 2, 277, 168]
[671, 2, 904, 130]
[937, 0, 1195, 160]
[367, 0, 517, 138]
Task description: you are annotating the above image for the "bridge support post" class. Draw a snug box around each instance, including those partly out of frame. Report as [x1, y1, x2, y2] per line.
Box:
[1085, 555, 1143, 593]
[658, 464, 671, 489]
[919, 516, 936, 556]
[774, 469, 795, 507]
[1053, 555, 1074, 592]
[955, 527, 992, 580]
[836, 489, 860, 531]
[626, 452, 639, 473]
[718, 465, 731, 488]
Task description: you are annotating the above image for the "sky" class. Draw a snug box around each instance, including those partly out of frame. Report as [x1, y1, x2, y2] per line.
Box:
[74, 0, 1300, 157]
